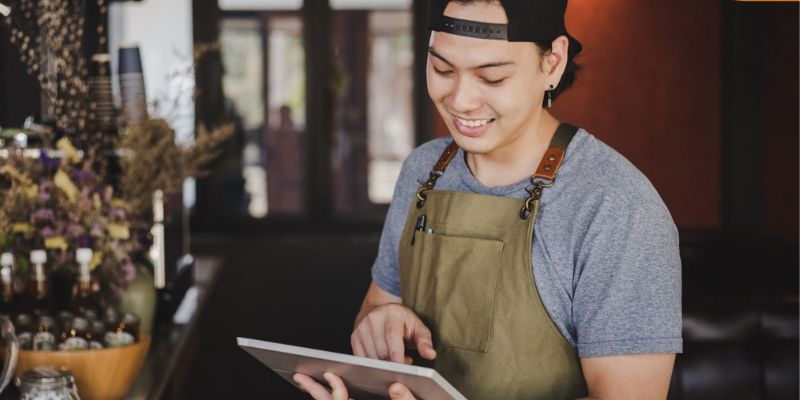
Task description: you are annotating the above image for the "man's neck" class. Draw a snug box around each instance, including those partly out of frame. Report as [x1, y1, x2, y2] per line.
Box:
[466, 111, 560, 188]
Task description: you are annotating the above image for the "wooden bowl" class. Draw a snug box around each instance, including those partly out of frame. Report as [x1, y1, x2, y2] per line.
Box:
[14, 334, 150, 400]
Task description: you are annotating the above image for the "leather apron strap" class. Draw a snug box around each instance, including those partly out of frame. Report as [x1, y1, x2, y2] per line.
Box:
[415, 123, 579, 219]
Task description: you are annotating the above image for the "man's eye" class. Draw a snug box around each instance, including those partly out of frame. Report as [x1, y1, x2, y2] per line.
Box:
[433, 67, 454, 76]
[482, 77, 507, 86]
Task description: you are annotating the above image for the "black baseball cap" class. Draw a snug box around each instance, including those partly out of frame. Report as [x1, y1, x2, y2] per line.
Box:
[429, 0, 582, 54]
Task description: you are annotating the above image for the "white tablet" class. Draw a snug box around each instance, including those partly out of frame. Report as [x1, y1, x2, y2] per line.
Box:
[237, 337, 467, 400]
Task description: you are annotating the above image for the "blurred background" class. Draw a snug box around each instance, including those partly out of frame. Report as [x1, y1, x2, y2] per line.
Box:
[0, 0, 797, 399]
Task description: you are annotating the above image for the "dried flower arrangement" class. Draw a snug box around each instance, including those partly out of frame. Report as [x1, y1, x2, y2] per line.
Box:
[0, 1, 234, 304]
[0, 141, 136, 301]
[119, 120, 233, 232]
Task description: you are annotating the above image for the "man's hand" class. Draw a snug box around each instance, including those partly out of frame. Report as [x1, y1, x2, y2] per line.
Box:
[293, 373, 418, 400]
[291, 282, 434, 399]
[351, 302, 437, 364]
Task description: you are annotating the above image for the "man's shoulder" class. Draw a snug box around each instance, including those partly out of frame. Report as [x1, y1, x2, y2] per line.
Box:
[554, 130, 676, 239]
[568, 130, 666, 208]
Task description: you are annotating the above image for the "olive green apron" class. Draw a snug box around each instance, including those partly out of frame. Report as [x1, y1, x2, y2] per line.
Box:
[398, 124, 588, 399]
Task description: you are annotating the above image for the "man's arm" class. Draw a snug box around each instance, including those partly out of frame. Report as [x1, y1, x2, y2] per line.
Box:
[579, 353, 675, 400]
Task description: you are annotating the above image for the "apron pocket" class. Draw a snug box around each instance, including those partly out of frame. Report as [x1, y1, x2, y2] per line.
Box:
[417, 232, 505, 353]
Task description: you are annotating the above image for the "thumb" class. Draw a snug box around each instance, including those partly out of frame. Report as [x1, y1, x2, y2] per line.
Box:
[389, 383, 416, 400]
[410, 318, 437, 360]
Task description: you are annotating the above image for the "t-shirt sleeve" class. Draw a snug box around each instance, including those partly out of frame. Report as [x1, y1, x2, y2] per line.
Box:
[370, 155, 420, 297]
[572, 190, 683, 358]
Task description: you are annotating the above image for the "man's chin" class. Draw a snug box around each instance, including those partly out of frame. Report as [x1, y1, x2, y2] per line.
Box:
[450, 134, 493, 155]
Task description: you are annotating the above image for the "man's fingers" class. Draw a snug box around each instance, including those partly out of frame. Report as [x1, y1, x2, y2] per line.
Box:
[366, 315, 390, 360]
[293, 374, 332, 400]
[352, 304, 435, 364]
[323, 372, 350, 400]
[351, 334, 366, 357]
[356, 327, 380, 359]
[410, 320, 437, 360]
[385, 318, 407, 364]
[389, 382, 417, 400]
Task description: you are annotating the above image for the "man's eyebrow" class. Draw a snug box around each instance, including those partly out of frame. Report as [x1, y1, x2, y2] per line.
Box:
[428, 48, 454, 66]
[428, 47, 515, 70]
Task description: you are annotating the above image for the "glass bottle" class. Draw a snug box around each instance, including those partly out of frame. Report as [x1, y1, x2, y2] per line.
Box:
[60, 317, 89, 351]
[70, 248, 98, 316]
[15, 313, 34, 350]
[0, 252, 17, 315]
[87, 320, 105, 349]
[32, 315, 57, 351]
[57, 311, 74, 333]
[104, 310, 138, 347]
[82, 308, 99, 323]
[27, 250, 51, 317]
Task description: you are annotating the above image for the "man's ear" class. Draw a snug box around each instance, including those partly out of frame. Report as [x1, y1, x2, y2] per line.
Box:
[544, 35, 569, 84]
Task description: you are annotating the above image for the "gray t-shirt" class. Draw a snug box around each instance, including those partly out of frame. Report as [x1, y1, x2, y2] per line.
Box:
[371, 129, 683, 357]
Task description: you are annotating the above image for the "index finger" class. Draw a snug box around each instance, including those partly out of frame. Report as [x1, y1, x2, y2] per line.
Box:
[385, 317, 406, 364]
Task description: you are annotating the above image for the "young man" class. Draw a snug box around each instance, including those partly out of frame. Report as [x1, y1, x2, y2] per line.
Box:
[296, 1, 682, 399]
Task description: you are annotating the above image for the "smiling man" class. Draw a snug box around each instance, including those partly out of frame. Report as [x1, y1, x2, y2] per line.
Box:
[295, 1, 682, 399]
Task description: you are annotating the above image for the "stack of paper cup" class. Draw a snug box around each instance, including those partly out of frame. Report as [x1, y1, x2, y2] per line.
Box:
[0, 2, 11, 17]
[88, 53, 117, 133]
[118, 43, 148, 126]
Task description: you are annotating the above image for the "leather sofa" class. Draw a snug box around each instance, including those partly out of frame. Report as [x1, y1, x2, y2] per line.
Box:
[669, 233, 798, 399]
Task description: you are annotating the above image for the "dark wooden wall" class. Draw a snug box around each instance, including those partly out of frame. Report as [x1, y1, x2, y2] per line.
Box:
[430, 1, 798, 239]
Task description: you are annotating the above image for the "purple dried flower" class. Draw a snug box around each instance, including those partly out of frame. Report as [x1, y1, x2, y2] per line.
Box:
[40, 226, 56, 237]
[31, 208, 55, 223]
[71, 170, 94, 187]
[76, 234, 91, 248]
[40, 151, 60, 171]
[37, 192, 51, 204]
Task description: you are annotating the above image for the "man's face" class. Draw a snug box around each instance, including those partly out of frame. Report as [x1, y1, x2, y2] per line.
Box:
[427, 1, 548, 156]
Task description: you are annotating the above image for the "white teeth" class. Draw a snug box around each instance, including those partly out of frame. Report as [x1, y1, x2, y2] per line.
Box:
[456, 118, 491, 128]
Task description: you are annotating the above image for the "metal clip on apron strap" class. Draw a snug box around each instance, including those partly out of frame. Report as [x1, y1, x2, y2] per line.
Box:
[520, 123, 579, 219]
[416, 141, 459, 209]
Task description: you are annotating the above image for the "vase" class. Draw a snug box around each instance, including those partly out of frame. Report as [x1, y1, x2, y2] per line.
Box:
[118, 261, 156, 335]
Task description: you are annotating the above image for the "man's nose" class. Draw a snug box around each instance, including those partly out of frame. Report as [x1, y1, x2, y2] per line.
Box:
[449, 77, 482, 114]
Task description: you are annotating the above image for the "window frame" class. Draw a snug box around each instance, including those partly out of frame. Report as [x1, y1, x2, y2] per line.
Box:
[192, 0, 432, 234]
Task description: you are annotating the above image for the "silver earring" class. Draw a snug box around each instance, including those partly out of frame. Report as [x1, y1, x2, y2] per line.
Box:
[546, 84, 554, 108]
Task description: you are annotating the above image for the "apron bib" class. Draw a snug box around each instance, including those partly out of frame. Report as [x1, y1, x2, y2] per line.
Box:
[398, 124, 588, 399]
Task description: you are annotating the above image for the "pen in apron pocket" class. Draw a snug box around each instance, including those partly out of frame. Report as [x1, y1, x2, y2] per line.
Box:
[411, 214, 426, 245]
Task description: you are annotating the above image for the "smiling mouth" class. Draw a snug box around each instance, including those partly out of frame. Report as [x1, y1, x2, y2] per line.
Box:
[454, 117, 495, 128]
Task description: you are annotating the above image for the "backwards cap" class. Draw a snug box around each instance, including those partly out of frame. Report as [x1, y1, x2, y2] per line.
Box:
[429, 0, 582, 54]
